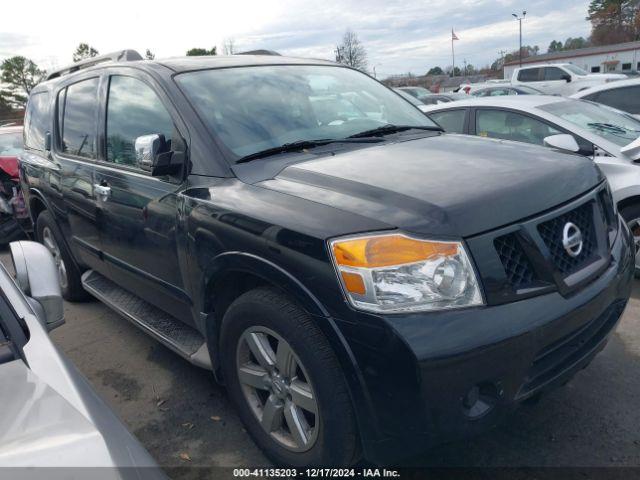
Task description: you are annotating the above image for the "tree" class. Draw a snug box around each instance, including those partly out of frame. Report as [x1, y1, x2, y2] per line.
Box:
[186, 47, 217, 56]
[335, 29, 368, 71]
[73, 43, 99, 62]
[427, 66, 444, 75]
[145, 49, 155, 60]
[223, 38, 236, 55]
[588, 0, 640, 45]
[0, 56, 45, 107]
[445, 66, 461, 76]
[564, 37, 590, 50]
[548, 40, 564, 52]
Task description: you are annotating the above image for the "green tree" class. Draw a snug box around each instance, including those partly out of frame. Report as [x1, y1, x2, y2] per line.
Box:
[564, 37, 590, 50]
[588, 0, 640, 45]
[548, 40, 564, 52]
[145, 49, 155, 60]
[186, 47, 217, 56]
[427, 66, 444, 75]
[0, 56, 45, 107]
[73, 43, 99, 62]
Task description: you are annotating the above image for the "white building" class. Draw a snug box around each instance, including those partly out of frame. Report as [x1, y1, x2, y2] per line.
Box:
[503, 41, 640, 79]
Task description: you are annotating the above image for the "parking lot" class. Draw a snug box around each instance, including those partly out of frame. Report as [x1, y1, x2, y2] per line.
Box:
[2, 247, 639, 473]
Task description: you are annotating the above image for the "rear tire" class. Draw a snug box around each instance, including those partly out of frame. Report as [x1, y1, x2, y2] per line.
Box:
[220, 287, 360, 466]
[36, 210, 88, 301]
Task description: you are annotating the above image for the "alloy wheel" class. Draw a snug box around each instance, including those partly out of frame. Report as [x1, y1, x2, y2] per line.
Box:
[236, 326, 319, 452]
[42, 226, 68, 290]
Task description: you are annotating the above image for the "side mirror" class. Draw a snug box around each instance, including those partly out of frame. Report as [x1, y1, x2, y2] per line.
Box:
[544, 134, 580, 153]
[9, 241, 64, 331]
[561, 73, 572, 82]
[621, 137, 640, 161]
[135, 134, 184, 176]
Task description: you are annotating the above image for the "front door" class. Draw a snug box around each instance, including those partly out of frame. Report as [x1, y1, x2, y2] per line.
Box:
[95, 73, 191, 323]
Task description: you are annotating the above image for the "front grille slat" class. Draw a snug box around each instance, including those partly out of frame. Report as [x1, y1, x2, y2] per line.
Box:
[494, 234, 536, 289]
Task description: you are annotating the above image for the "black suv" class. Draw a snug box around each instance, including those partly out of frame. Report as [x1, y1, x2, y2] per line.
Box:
[19, 50, 634, 466]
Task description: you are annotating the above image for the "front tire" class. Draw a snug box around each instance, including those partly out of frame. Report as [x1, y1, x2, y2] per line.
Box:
[220, 287, 360, 466]
[36, 210, 88, 301]
[620, 204, 640, 276]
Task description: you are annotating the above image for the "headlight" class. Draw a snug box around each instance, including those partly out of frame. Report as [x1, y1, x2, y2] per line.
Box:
[329, 233, 483, 313]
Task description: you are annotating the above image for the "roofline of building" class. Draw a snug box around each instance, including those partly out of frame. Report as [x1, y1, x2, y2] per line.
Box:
[504, 42, 640, 67]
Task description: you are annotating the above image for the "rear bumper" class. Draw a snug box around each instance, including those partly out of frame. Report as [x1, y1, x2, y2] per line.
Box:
[334, 218, 634, 464]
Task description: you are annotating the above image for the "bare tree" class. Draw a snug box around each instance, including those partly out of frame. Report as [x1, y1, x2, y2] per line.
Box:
[335, 29, 368, 71]
[223, 38, 236, 55]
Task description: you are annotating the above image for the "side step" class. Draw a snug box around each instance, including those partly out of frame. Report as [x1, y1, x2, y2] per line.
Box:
[81, 270, 211, 370]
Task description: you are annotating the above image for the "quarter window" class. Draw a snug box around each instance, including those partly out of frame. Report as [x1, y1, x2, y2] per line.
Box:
[106, 76, 175, 167]
[60, 78, 99, 159]
[24, 92, 50, 151]
[428, 109, 466, 134]
[517, 68, 541, 82]
[476, 109, 561, 146]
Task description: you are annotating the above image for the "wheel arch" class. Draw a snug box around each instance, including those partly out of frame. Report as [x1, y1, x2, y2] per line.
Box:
[617, 194, 640, 215]
[27, 188, 50, 225]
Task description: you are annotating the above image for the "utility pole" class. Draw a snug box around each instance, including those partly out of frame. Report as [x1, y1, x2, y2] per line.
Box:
[512, 11, 527, 67]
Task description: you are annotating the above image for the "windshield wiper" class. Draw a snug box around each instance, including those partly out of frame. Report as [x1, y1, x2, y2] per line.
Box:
[236, 138, 383, 164]
[348, 124, 443, 138]
[587, 122, 637, 134]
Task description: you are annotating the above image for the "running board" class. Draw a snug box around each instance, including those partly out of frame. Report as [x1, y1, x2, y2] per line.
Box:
[81, 270, 211, 370]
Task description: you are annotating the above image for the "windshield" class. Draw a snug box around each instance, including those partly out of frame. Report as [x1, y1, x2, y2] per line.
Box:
[540, 99, 640, 147]
[564, 64, 588, 76]
[176, 65, 436, 160]
[0, 131, 23, 156]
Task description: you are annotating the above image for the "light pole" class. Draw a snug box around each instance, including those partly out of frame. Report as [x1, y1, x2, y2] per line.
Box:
[512, 11, 526, 68]
[373, 63, 382, 78]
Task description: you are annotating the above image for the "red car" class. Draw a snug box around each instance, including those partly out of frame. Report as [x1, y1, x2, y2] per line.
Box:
[0, 126, 27, 243]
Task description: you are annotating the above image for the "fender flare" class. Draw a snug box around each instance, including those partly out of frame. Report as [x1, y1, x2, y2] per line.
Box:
[26, 187, 53, 223]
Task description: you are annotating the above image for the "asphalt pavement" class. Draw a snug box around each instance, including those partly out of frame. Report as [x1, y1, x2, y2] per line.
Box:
[2, 248, 639, 475]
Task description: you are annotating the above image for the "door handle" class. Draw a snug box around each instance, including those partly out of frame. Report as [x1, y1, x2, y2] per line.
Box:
[94, 184, 111, 201]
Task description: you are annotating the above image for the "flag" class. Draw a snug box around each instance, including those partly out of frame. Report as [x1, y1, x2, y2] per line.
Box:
[452, 29, 459, 41]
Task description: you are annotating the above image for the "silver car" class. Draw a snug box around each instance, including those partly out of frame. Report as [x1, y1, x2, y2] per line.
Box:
[0, 241, 163, 477]
[420, 95, 640, 271]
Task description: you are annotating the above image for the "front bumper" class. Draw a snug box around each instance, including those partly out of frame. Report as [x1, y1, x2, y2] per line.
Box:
[333, 217, 634, 464]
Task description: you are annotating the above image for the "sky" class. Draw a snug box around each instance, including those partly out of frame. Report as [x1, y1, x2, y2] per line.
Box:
[0, 0, 592, 78]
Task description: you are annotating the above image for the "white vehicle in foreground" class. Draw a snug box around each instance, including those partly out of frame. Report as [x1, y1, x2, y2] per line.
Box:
[511, 63, 626, 95]
[571, 78, 640, 119]
[0, 241, 163, 476]
[421, 95, 640, 270]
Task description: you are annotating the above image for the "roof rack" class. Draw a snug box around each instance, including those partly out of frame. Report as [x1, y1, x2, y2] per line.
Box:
[237, 49, 281, 56]
[45, 49, 143, 81]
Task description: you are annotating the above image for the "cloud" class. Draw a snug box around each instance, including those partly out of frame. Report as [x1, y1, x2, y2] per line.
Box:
[0, 0, 591, 77]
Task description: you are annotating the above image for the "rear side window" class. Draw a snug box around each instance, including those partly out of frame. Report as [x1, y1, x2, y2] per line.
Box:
[544, 67, 566, 81]
[428, 109, 466, 134]
[59, 78, 99, 159]
[517, 68, 541, 82]
[106, 76, 175, 167]
[591, 86, 640, 115]
[24, 92, 50, 151]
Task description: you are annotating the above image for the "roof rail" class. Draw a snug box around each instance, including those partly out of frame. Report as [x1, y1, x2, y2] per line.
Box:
[45, 50, 144, 81]
[237, 49, 281, 56]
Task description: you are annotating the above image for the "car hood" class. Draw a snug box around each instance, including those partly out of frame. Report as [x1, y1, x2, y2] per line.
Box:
[586, 73, 627, 81]
[258, 134, 603, 238]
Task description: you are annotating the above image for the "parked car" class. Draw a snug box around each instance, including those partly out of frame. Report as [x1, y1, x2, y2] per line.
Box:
[0, 240, 163, 475]
[457, 79, 510, 94]
[422, 95, 640, 271]
[19, 50, 634, 466]
[0, 126, 28, 244]
[393, 88, 424, 106]
[571, 78, 640, 118]
[394, 89, 467, 108]
[471, 85, 543, 97]
[510, 63, 626, 95]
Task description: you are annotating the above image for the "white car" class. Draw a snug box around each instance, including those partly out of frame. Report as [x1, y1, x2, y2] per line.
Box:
[0, 241, 163, 475]
[571, 78, 640, 119]
[421, 95, 640, 270]
[510, 63, 626, 96]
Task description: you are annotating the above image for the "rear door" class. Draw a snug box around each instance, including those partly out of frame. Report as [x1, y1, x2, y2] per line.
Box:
[515, 67, 544, 90]
[94, 71, 192, 323]
[53, 76, 105, 273]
